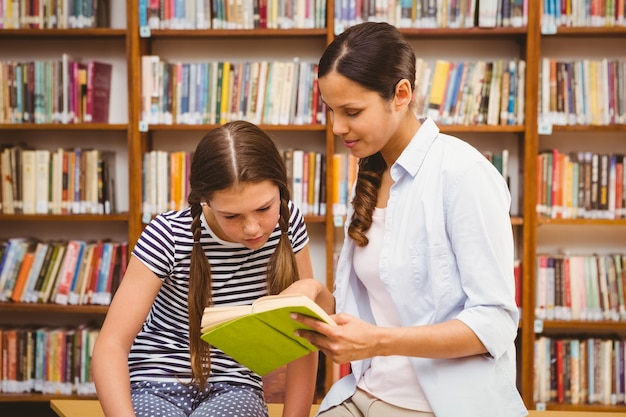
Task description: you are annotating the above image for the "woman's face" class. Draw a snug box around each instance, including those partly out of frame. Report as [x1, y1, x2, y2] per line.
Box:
[319, 71, 401, 159]
[206, 180, 281, 250]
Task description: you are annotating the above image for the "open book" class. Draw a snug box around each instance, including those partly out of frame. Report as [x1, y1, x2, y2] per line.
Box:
[200, 293, 335, 376]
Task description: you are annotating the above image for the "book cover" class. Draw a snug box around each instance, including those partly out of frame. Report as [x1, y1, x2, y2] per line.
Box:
[38, 242, 65, 303]
[28, 242, 55, 303]
[18, 241, 49, 303]
[426, 60, 451, 121]
[201, 294, 335, 376]
[9, 251, 35, 303]
[85, 61, 112, 123]
[54, 240, 86, 305]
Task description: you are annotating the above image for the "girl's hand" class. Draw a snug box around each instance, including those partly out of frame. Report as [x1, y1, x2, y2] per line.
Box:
[293, 312, 383, 364]
[280, 278, 320, 300]
[281, 278, 335, 315]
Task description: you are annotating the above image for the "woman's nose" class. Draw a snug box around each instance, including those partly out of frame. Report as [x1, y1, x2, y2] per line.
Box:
[331, 115, 349, 136]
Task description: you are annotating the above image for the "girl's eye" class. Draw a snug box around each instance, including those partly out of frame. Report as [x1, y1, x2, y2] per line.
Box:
[346, 110, 361, 117]
[258, 206, 270, 212]
[224, 215, 237, 220]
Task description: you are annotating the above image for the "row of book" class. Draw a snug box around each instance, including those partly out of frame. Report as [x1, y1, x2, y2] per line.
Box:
[483, 149, 511, 186]
[542, 0, 626, 34]
[331, 152, 357, 223]
[0, 0, 108, 29]
[0, 146, 117, 215]
[534, 336, 626, 406]
[535, 253, 626, 322]
[335, 0, 527, 33]
[0, 57, 113, 125]
[0, 325, 99, 394]
[141, 57, 325, 126]
[141, 148, 331, 221]
[537, 150, 626, 220]
[142, 150, 191, 222]
[284, 149, 327, 218]
[539, 58, 626, 127]
[415, 59, 526, 127]
[140, 0, 327, 30]
[0, 238, 127, 306]
[142, 146, 512, 223]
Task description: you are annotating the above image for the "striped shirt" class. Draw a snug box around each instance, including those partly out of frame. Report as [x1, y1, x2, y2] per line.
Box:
[128, 200, 309, 390]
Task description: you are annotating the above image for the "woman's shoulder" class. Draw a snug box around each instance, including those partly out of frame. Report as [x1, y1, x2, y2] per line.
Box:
[438, 134, 493, 170]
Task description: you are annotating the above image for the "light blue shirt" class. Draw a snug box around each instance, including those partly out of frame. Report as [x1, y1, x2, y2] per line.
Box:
[318, 118, 528, 417]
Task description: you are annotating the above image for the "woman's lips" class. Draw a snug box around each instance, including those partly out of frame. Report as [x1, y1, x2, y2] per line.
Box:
[343, 139, 358, 149]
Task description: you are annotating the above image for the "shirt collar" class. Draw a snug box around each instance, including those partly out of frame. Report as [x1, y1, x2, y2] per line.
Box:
[394, 117, 440, 178]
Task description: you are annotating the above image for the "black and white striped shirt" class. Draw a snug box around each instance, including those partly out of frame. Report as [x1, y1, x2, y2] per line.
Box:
[128, 201, 309, 389]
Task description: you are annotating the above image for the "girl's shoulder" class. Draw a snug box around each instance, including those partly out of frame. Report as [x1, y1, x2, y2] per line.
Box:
[146, 207, 194, 238]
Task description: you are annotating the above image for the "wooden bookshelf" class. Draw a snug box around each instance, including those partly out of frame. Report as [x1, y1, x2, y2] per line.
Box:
[2, 0, 626, 413]
[519, 3, 626, 413]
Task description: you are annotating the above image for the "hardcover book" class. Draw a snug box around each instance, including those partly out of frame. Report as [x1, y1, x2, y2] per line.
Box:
[85, 61, 112, 123]
[200, 293, 335, 376]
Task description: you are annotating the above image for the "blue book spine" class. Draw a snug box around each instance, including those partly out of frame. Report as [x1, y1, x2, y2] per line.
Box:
[139, 0, 148, 28]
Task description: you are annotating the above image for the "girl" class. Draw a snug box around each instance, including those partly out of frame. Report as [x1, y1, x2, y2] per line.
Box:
[92, 120, 334, 417]
[294, 22, 528, 417]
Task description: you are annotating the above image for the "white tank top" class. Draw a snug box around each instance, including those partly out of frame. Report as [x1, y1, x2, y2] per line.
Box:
[352, 207, 432, 411]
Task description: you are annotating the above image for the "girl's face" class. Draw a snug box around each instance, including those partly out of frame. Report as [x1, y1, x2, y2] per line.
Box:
[319, 71, 403, 159]
[206, 180, 281, 250]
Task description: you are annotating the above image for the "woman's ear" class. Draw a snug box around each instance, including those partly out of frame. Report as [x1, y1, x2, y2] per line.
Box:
[394, 79, 413, 109]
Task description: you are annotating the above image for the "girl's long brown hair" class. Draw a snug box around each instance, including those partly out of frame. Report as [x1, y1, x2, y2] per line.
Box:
[186, 121, 299, 387]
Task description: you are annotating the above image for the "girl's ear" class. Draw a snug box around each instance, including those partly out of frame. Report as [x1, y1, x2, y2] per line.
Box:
[394, 79, 413, 109]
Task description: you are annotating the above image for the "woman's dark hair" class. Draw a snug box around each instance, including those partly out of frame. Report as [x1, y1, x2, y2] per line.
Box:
[186, 120, 299, 387]
[319, 22, 416, 246]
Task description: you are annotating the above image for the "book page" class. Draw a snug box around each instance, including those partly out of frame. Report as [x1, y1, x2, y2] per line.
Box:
[201, 305, 252, 330]
[201, 294, 335, 333]
[251, 294, 335, 325]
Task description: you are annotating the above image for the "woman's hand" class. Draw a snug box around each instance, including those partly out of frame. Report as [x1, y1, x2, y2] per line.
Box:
[293, 312, 383, 364]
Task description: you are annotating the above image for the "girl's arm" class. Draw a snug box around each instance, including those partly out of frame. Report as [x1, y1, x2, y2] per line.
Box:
[281, 244, 334, 417]
[92, 256, 163, 417]
[283, 244, 335, 315]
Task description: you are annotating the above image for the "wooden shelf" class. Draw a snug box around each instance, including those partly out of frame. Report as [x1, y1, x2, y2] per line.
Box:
[440, 124, 525, 133]
[0, 302, 108, 314]
[0, 214, 129, 221]
[147, 28, 328, 38]
[0, 123, 128, 131]
[146, 123, 326, 131]
[537, 218, 626, 226]
[0, 28, 126, 38]
[544, 404, 626, 412]
[548, 26, 626, 37]
[545, 124, 626, 133]
[0, 393, 97, 403]
[400, 26, 527, 38]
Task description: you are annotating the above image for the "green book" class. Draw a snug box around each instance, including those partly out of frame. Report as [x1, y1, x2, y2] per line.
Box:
[200, 294, 335, 376]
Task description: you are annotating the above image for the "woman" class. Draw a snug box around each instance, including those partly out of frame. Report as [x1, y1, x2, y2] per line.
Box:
[294, 22, 527, 417]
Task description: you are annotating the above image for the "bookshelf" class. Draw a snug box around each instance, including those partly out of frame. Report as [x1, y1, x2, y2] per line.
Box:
[0, 0, 132, 410]
[521, 13, 626, 412]
[1, 0, 626, 414]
